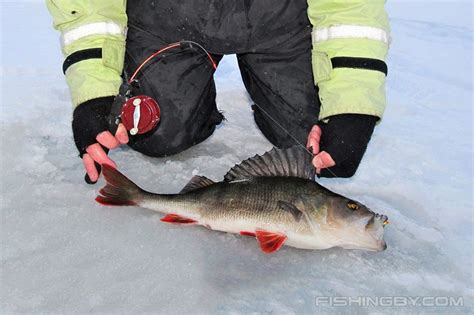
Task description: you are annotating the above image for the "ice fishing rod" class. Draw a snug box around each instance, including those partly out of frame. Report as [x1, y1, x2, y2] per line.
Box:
[84, 41, 218, 184]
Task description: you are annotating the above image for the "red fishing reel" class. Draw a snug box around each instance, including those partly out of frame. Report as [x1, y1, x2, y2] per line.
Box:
[120, 95, 161, 135]
[109, 40, 216, 136]
[107, 83, 162, 137]
[86, 40, 217, 184]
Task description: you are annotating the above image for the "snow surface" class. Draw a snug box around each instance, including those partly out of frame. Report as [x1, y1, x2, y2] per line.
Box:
[1, 1, 472, 313]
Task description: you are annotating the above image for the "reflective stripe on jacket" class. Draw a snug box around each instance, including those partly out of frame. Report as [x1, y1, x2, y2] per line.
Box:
[46, 0, 127, 106]
[46, 0, 389, 121]
[308, 0, 390, 120]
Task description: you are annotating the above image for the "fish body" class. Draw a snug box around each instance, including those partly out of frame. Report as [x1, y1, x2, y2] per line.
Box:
[97, 147, 389, 253]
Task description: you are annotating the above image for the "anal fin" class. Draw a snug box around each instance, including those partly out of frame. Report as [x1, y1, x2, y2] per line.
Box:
[160, 214, 197, 225]
[255, 229, 287, 253]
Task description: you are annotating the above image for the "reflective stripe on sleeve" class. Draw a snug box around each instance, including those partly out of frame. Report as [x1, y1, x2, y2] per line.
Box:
[312, 25, 389, 44]
[61, 21, 126, 47]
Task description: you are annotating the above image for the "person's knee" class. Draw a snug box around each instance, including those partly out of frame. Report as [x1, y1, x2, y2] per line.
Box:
[252, 105, 310, 149]
[127, 108, 223, 157]
[128, 133, 190, 158]
[127, 130, 197, 157]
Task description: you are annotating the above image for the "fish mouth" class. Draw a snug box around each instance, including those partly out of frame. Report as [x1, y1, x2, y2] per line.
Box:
[366, 212, 389, 229]
[380, 240, 388, 251]
[365, 212, 389, 249]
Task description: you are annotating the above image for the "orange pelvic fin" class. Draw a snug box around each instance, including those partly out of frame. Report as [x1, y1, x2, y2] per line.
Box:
[255, 230, 287, 253]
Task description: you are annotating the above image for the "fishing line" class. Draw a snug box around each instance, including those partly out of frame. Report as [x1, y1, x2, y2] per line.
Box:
[252, 102, 338, 178]
[252, 102, 312, 156]
[128, 40, 217, 83]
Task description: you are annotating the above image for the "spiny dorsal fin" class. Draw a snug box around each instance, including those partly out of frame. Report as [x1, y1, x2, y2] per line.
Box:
[224, 146, 315, 182]
[180, 175, 215, 194]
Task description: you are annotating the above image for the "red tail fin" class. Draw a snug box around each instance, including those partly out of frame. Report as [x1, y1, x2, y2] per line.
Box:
[95, 165, 143, 206]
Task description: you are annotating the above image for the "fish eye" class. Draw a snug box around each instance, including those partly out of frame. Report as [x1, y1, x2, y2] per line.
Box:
[347, 201, 359, 210]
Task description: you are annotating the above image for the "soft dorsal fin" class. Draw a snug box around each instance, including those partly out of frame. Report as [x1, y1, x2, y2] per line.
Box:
[224, 146, 315, 182]
[180, 175, 215, 194]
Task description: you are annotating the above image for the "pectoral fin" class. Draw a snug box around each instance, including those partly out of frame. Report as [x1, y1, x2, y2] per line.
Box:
[255, 230, 287, 253]
[277, 200, 304, 222]
[277, 199, 320, 232]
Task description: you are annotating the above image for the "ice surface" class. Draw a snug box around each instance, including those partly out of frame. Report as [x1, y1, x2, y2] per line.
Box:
[1, 1, 472, 314]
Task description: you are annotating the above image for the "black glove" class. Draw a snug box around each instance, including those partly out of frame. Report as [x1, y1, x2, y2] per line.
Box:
[72, 96, 115, 157]
[318, 114, 378, 178]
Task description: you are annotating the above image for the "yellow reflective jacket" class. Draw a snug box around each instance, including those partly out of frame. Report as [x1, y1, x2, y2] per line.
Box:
[46, 0, 389, 120]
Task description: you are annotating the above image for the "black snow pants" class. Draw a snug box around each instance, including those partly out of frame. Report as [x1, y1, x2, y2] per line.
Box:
[125, 0, 320, 157]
